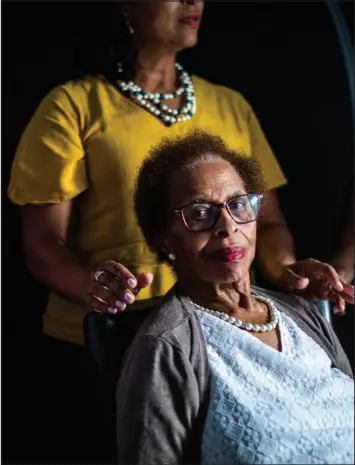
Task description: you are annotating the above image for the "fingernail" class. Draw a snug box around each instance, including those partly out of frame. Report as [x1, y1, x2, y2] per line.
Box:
[124, 293, 135, 304]
[115, 300, 126, 311]
[108, 307, 118, 315]
[147, 273, 154, 280]
[127, 278, 137, 288]
[333, 307, 346, 316]
[337, 281, 343, 291]
[336, 310, 346, 317]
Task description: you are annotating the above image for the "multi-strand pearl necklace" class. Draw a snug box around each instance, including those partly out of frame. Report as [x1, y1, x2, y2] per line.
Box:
[117, 63, 196, 126]
[190, 294, 280, 333]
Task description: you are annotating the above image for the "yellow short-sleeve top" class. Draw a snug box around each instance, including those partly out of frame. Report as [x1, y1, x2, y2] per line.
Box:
[8, 75, 286, 345]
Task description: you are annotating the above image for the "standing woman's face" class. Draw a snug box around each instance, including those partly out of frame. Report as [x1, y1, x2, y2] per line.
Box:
[127, 1, 204, 53]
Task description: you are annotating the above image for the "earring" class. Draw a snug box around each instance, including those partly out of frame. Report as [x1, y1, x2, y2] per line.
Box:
[125, 18, 135, 35]
[168, 253, 176, 261]
[117, 62, 123, 74]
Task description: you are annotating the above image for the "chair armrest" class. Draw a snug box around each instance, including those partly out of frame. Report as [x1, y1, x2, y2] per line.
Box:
[315, 300, 332, 325]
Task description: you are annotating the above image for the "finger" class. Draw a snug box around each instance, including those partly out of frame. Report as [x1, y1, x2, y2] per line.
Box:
[116, 272, 154, 304]
[313, 281, 331, 300]
[87, 294, 126, 315]
[93, 271, 123, 298]
[136, 272, 154, 291]
[338, 278, 354, 303]
[89, 282, 116, 307]
[316, 264, 344, 292]
[95, 269, 145, 305]
[332, 294, 346, 315]
[337, 288, 354, 304]
[119, 288, 137, 305]
[299, 279, 329, 301]
[88, 282, 127, 312]
[330, 278, 354, 304]
[281, 268, 310, 290]
[316, 279, 353, 305]
[98, 261, 138, 289]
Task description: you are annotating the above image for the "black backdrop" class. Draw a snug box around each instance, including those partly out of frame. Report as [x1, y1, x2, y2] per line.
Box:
[2, 2, 354, 462]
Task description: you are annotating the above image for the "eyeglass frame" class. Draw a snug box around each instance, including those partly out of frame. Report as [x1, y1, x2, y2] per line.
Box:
[174, 193, 264, 232]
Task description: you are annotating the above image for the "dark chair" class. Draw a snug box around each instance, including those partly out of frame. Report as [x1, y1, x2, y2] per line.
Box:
[84, 308, 153, 401]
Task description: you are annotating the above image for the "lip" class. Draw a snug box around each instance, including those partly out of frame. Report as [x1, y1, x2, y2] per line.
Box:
[179, 14, 201, 28]
[209, 246, 246, 264]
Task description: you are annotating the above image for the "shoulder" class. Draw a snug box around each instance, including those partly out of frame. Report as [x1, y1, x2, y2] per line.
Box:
[127, 289, 209, 375]
[252, 285, 323, 327]
[192, 74, 252, 116]
[134, 289, 199, 348]
[38, 75, 113, 113]
[252, 285, 353, 378]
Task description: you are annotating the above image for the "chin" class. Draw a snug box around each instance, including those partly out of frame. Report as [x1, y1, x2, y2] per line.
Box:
[184, 38, 198, 49]
[200, 263, 249, 285]
[177, 34, 199, 50]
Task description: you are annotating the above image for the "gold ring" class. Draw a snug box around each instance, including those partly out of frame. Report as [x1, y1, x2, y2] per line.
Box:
[92, 294, 108, 305]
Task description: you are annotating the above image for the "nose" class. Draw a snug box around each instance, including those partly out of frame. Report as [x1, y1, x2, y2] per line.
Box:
[214, 207, 239, 238]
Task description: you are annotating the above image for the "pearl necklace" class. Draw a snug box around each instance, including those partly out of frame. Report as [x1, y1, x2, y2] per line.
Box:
[117, 63, 196, 126]
[190, 294, 280, 333]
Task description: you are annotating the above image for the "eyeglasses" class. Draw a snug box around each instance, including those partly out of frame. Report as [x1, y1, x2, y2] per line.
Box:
[174, 194, 263, 232]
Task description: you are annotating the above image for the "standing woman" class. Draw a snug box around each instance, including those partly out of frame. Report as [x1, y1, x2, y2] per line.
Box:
[7, 1, 321, 462]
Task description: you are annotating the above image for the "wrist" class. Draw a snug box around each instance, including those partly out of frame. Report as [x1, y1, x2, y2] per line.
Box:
[263, 258, 297, 285]
[329, 253, 354, 282]
[330, 248, 354, 268]
[51, 264, 92, 306]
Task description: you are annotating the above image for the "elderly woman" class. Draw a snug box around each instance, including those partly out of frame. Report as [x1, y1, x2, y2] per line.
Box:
[116, 131, 354, 465]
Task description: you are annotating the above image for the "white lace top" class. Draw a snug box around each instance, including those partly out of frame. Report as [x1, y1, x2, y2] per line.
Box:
[196, 307, 354, 464]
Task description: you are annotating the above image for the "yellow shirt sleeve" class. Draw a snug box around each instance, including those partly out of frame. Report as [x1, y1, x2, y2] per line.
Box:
[247, 103, 287, 191]
[8, 85, 88, 205]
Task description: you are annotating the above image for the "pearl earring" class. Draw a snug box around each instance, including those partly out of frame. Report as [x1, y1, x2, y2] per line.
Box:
[168, 253, 176, 261]
[125, 19, 135, 35]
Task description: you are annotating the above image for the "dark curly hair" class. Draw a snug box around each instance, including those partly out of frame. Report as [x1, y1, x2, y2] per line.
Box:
[71, 3, 138, 85]
[134, 130, 267, 263]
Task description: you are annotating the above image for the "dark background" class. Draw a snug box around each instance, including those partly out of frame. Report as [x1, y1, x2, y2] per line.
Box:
[3, 1, 354, 463]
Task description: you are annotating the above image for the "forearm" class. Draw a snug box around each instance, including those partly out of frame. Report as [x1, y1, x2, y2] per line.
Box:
[256, 222, 296, 283]
[337, 205, 353, 258]
[330, 181, 354, 281]
[25, 233, 90, 306]
[255, 190, 296, 284]
[330, 241, 354, 284]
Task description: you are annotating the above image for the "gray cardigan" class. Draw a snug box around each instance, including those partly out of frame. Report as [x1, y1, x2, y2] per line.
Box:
[116, 286, 353, 465]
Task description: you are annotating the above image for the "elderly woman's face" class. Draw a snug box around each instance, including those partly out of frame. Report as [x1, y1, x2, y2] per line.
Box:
[127, 1, 204, 52]
[164, 160, 257, 284]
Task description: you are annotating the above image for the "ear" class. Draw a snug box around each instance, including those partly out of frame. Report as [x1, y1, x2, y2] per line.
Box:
[156, 232, 174, 259]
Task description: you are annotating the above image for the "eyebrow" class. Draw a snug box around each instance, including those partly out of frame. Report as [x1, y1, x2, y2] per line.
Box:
[188, 190, 246, 204]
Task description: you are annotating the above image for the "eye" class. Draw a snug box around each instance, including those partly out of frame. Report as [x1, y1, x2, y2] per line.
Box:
[229, 199, 247, 211]
[185, 203, 213, 222]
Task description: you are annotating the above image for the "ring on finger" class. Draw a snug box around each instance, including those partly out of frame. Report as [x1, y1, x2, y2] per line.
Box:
[94, 270, 105, 282]
[92, 294, 108, 306]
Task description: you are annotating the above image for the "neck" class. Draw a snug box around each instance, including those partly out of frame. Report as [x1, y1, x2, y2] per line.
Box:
[179, 274, 256, 315]
[134, 49, 178, 93]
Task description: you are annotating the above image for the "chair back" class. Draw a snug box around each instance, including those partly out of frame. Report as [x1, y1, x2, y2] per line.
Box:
[84, 309, 152, 400]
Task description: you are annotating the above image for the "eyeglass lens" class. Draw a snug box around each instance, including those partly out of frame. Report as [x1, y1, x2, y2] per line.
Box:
[182, 194, 261, 231]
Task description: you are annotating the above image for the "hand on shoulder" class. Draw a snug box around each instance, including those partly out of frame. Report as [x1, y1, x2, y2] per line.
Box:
[275, 258, 354, 314]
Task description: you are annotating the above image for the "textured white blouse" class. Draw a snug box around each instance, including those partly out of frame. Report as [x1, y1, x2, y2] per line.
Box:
[196, 308, 354, 464]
